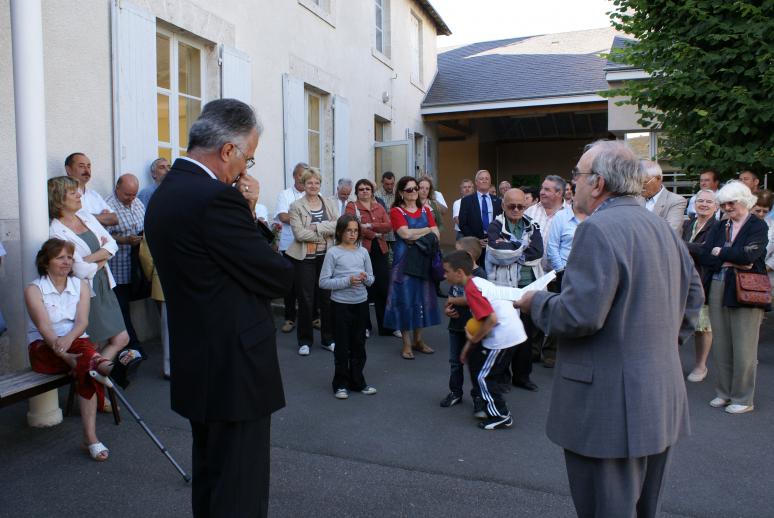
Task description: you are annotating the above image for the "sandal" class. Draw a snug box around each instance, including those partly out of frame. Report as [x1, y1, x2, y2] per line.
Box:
[83, 442, 109, 461]
[412, 340, 435, 354]
[401, 351, 415, 360]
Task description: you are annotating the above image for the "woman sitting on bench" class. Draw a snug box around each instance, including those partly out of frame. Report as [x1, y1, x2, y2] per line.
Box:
[24, 238, 114, 461]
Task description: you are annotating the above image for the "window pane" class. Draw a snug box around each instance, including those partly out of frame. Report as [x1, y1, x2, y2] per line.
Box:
[179, 96, 202, 149]
[307, 94, 320, 131]
[308, 133, 320, 168]
[157, 93, 170, 143]
[157, 147, 173, 162]
[178, 42, 201, 97]
[375, 7, 382, 29]
[156, 34, 170, 89]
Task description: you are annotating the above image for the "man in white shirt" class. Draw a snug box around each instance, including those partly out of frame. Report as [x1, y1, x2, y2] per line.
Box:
[274, 162, 309, 333]
[641, 160, 687, 233]
[331, 178, 353, 215]
[453, 178, 474, 239]
[65, 152, 118, 227]
[524, 175, 565, 367]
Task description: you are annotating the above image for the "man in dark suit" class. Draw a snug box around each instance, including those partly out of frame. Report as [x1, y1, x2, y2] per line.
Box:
[145, 99, 292, 518]
[458, 169, 502, 269]
[518, 140, 704, 518]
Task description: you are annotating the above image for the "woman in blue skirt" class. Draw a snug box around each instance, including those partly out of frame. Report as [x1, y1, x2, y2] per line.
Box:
[384, 176, 441, 359]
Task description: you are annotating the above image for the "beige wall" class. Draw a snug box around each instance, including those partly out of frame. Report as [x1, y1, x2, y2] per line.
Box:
[437, 135, 479, 245]
[607, 81, 645, 133]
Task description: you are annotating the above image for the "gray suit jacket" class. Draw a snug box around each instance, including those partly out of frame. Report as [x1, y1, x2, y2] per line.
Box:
[531, 196, 704, 459]
[653, 188, 688, 233]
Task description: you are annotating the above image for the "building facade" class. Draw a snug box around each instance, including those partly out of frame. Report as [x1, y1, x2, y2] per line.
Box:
[0, 0, 449, 373]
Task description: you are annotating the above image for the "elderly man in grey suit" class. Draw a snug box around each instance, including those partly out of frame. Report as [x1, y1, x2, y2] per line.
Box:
[641, 160, 688, 232]
[518, 140, 704, 518]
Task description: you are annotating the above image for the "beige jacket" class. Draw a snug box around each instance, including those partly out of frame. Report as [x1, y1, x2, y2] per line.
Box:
[139, 235, 164, 301]
[285, 195, 339, 260]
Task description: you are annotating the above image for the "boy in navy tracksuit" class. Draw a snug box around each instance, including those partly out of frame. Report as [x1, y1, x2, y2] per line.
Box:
[440, 237, 485, 414]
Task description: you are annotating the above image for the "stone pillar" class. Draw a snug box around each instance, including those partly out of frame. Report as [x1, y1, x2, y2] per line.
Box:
[10, 0, 62, 427]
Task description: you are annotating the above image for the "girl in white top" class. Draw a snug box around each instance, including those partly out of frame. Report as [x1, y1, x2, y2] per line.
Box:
[25, 239, 114, 461]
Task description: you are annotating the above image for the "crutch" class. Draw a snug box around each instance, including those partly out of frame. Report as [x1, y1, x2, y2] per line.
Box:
[91, 371, 191, 482]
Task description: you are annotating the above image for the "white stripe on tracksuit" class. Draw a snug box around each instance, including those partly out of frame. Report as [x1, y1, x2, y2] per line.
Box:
[477, 348, 505, 418]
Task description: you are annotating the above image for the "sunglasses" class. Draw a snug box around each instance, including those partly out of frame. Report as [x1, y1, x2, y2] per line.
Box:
[505, 203, 528, 211]
[402, 186, 419, 193]
[357, 187, 372, 192]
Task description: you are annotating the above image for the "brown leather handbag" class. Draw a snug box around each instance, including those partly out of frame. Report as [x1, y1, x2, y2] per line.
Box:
[735, 270, 771, 307]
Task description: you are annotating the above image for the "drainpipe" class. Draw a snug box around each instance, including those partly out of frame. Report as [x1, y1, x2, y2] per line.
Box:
[11, 0, 62, 427]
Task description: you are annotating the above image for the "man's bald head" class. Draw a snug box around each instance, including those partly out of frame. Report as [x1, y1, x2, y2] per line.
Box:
[115, 173, 139, 206]
[502, 188, 528, 222]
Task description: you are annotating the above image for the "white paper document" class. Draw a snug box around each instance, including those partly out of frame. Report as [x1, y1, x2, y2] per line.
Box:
[479, 270, 557, 301]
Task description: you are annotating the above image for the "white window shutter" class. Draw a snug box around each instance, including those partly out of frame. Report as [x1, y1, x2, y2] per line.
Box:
[221, 46, 251, 104]
[282, 74, 305, 188]
[114, 0, 157, 189]
[333, 95, 350, 186]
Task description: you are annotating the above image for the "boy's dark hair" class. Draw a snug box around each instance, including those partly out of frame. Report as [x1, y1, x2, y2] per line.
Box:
[443, 249, 473, 275]
[334, 214, 360, 244]
[456, 236, 482, 263]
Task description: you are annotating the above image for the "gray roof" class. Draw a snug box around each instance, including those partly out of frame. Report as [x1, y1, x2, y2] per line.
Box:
[423, 27, 625, 108]
[605, 35, 638, 71]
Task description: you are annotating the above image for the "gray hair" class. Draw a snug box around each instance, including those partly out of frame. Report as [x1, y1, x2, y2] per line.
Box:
[337, 178, 353, 190]
[640, 160, 663, 178]
[187, 99, 263, 152]
[584, 140, 645, 196]
[543, 175, 566, 194]
[716, 180, 758, 209]
[293, 162, 310, 176]
[150, 157, 167, 177]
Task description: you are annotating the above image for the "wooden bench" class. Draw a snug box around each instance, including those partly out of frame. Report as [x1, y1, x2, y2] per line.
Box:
[0, 368, 120, 424]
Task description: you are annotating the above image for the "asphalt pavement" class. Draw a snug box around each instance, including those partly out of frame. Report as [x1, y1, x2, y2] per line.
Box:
[1, 307, 773, 517]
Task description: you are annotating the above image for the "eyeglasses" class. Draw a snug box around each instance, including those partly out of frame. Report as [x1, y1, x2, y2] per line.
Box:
[357, 187, 372, 192]
[402, 186, 418, 193]
[571, 167, 594, 179]
[720, 201, 737, 208]
[505, 203, 528, 211]
[232, 143, 255, 169]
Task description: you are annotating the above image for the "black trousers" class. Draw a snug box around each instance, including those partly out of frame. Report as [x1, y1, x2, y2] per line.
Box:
[280, 251, 297, 322]
[367, 244, 393, 335]
[191, 417, 271, 518]
[468, 345, 514, 418]
[331, 301, 369, 391]
[511, 313, 534, 383]
[113, 283, 139, 346]
[564, 447, 673, 518]
[292, 256, 333, 347]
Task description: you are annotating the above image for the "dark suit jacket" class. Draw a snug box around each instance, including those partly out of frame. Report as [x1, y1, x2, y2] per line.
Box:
[458, 192, 502, 239]
[531, 196, 704, 459]
[145, 158, 293, 423]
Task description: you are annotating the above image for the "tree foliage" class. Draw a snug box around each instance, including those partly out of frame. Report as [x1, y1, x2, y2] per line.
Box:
[605, 0, 774, 178]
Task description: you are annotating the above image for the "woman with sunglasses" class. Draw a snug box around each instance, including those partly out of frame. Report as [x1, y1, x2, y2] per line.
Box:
[698, 181, 769, 414]
[384, 176, 441, 359]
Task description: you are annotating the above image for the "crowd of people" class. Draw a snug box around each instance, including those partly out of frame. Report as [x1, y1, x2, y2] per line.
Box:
[6, 96, 770, 517]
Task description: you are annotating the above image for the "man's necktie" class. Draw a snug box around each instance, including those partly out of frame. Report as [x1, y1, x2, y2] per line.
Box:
[481, 194, 489, 232]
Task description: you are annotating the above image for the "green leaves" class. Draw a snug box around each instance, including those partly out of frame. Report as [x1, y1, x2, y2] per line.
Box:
[606, 0, 774, 177]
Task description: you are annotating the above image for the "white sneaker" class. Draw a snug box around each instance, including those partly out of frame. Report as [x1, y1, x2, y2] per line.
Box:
[392, 330, 402, 338]
[725, 404, 754, 414]
[365, 329, 370, 339]
[334, 388, 349, 399]
[360, 385, 377, 395]
[298, 345, 310, 356]
[709, 397, 730, 408]
[687, 367, 708, 382]
[322, 342, 335, 352]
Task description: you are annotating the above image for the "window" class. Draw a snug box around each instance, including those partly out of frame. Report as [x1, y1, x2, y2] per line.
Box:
[156, 30, 204, 161]
[375, 0, 391, 57]
[410, 13, 423, 85]
[306, 91, 322, 169]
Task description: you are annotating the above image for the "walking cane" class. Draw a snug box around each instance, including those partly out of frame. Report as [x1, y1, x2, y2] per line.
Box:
[91, 371, 192, 482]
